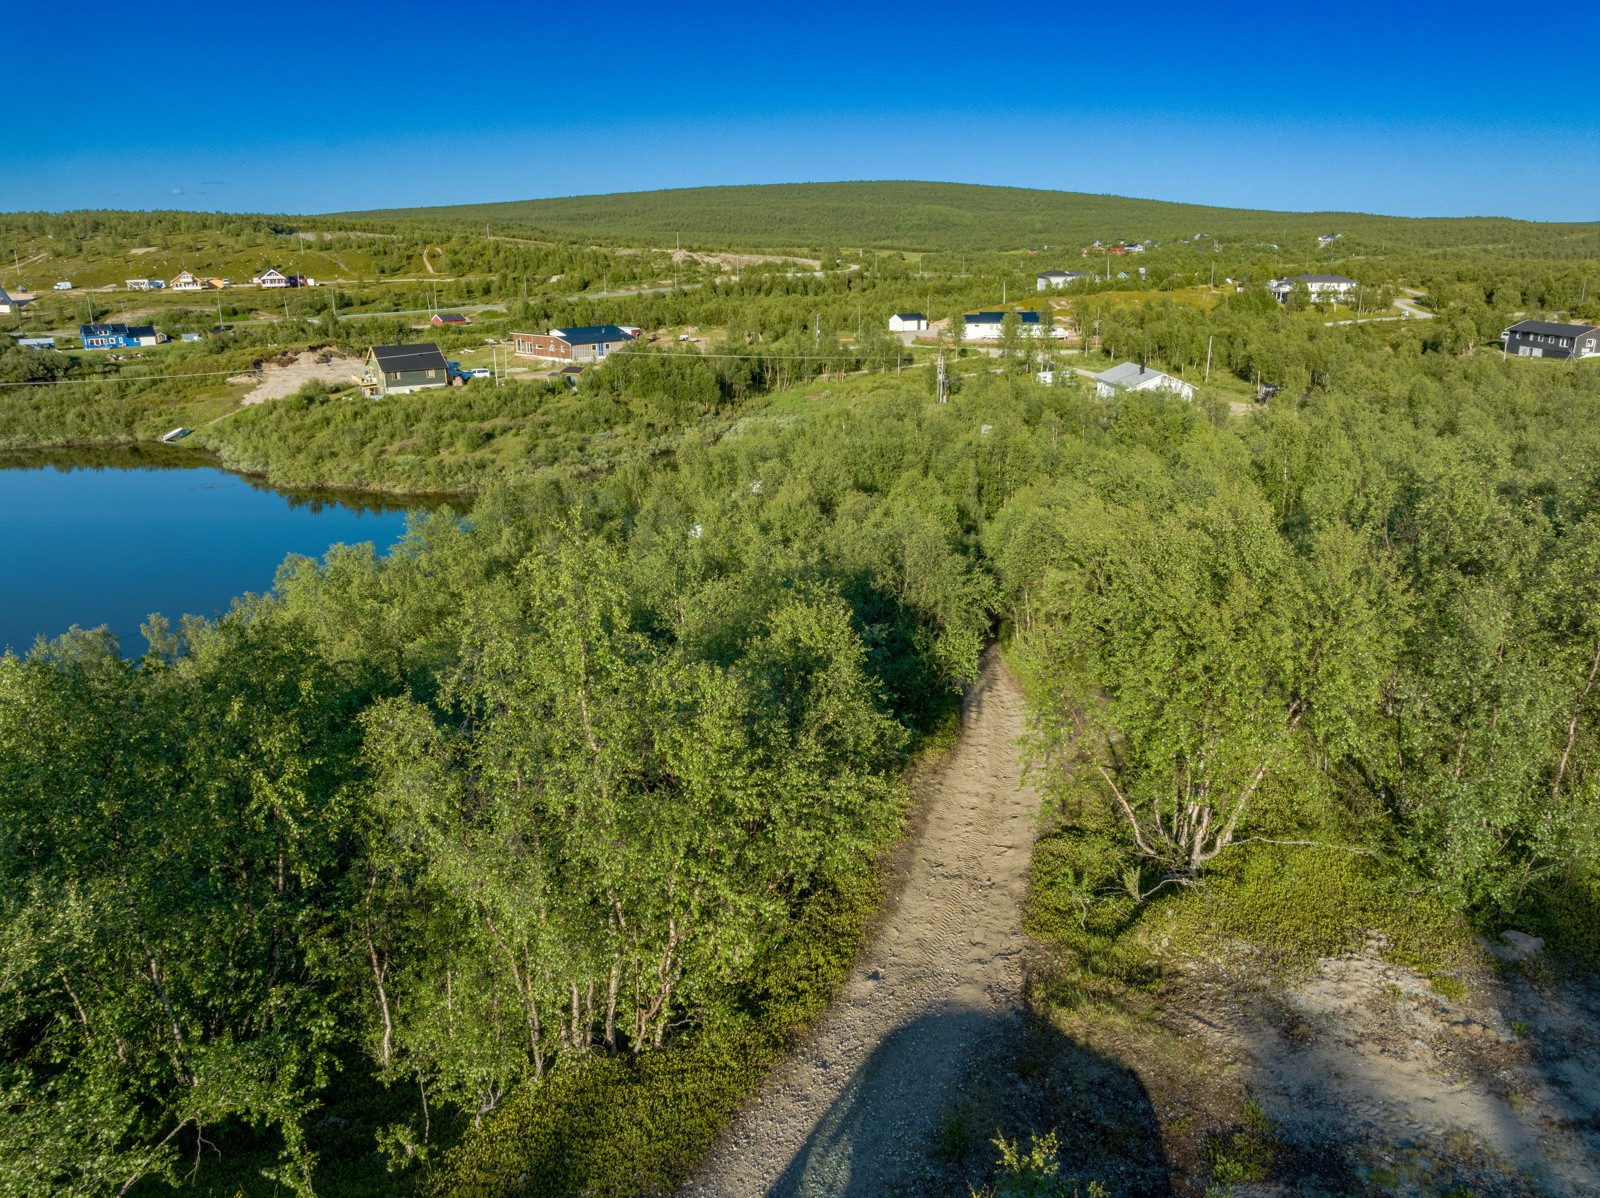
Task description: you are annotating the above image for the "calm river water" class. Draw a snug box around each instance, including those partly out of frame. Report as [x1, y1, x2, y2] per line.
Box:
[0, 448, 439, 656]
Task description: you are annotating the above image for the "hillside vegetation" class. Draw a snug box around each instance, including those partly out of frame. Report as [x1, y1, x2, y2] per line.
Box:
[337, 180, 1600, 257]
[3, 186, 1600, 1197]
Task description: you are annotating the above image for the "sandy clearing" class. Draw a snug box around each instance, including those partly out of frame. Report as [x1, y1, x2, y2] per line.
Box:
[681, 647, 1041, 1198]
[1174, 937, 1600, 1196]
[229, 349, 363, 405]
[670, 249, 822, 272]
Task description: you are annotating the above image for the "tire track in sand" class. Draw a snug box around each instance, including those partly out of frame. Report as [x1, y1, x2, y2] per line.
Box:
[682, 646, 1041, 1197]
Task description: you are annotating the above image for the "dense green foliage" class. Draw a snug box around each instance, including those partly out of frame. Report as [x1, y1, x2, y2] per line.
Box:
[4, 187, 1600, 1197]
[7, 345, 1600, 1194]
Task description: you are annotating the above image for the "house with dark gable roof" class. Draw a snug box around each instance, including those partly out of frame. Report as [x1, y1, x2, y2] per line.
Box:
[362, 342, 451, 395]
[1501, 319, 1600, 360]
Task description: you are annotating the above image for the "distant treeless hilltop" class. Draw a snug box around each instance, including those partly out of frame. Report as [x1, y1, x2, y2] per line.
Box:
[331, 179, 1600, 256]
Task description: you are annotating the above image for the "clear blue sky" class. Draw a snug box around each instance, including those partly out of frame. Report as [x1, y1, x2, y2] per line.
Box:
[5, 0, 1596, 221]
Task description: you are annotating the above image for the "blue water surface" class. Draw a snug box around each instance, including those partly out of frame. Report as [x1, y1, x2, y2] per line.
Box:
[0, 449, 424, 655]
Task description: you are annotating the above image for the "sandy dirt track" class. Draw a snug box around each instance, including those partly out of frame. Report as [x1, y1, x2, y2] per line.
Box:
[682, 647, 1040, 1197]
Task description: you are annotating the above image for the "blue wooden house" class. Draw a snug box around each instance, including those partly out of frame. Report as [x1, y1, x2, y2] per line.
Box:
[80, 323, 162, 349]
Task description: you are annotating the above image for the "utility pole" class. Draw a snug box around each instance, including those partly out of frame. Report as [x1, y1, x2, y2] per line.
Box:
[1204, 334, 1213, 382]
[936, 350, 948, 403]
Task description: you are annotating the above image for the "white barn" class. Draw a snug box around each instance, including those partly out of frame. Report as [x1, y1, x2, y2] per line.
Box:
[1094, 361, 1194, 401]
[1036, 269, 1092, 291]
[961, 311, 1068, 340]
[888, 312, 927, 332]
[1270, 273, 1357, 304]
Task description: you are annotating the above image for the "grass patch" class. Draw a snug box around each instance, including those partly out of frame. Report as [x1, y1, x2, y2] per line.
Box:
[1205, 1097, 1276, 1185]
[1146, 844, 1471, 978]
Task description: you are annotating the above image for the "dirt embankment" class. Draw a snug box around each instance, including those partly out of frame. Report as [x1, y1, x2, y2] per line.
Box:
[682, 648, 1042, 1197]
[229, 349, 362, 405]
[1169, 935, 1600, 1196]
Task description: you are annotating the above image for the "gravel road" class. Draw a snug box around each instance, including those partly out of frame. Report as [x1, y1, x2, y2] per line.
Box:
[682, 647, 1041, 1197]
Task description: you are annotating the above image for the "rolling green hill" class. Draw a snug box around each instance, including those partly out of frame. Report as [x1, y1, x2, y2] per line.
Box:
[336, 180, 1600, 257]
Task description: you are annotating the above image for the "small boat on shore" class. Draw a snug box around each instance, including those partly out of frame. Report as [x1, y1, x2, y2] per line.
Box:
[159, 427, 191, 444]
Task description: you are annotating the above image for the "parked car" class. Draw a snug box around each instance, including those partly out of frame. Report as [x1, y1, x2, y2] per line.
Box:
[466, 368, 492, 380]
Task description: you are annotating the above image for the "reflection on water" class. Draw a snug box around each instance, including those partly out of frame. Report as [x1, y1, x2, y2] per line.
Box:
[0, 445, 460, 656]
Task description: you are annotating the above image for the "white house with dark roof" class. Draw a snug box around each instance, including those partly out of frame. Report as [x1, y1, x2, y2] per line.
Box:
[1501, 320, 1600, 360]
[1094, 361, 1194, 401]
[888, 312, 927, 331]
[1270, 273, 1357, 304]
[1037, 269, 1093, 291]
[0, 286, 21, 315]
[961, 311, 1068, 340]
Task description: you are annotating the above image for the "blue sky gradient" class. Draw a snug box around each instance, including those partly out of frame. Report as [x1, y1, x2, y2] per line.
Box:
[5, 0, 1596, 220]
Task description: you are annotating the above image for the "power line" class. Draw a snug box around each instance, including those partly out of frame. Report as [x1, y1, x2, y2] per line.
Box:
[0, 366, 304, 390]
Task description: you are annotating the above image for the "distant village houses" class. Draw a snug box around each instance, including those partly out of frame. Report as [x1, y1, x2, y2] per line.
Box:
[1094, 361, 1194, 401]
[431, 312, 470, 326]
[1501, 320, 1600, 360]
[1270, 273, 1358, 304]
[1036, 270, 1092, 291]
[171, 271, 204, 291]
[888, 312, 927, 332]
[510, 324, 638, 363]
[255, 269, 289, 288]
[362, 343, 451, 396]
[0, 286, 23, 315]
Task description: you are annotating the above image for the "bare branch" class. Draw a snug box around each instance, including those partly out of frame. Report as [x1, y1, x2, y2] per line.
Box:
[1094, 761, 1159, 858]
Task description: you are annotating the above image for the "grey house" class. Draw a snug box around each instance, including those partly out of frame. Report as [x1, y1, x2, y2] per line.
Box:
[1501, 320, 1600, 360]
[1094, 361, 1194, 401]
[364, 343, 451, 395]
